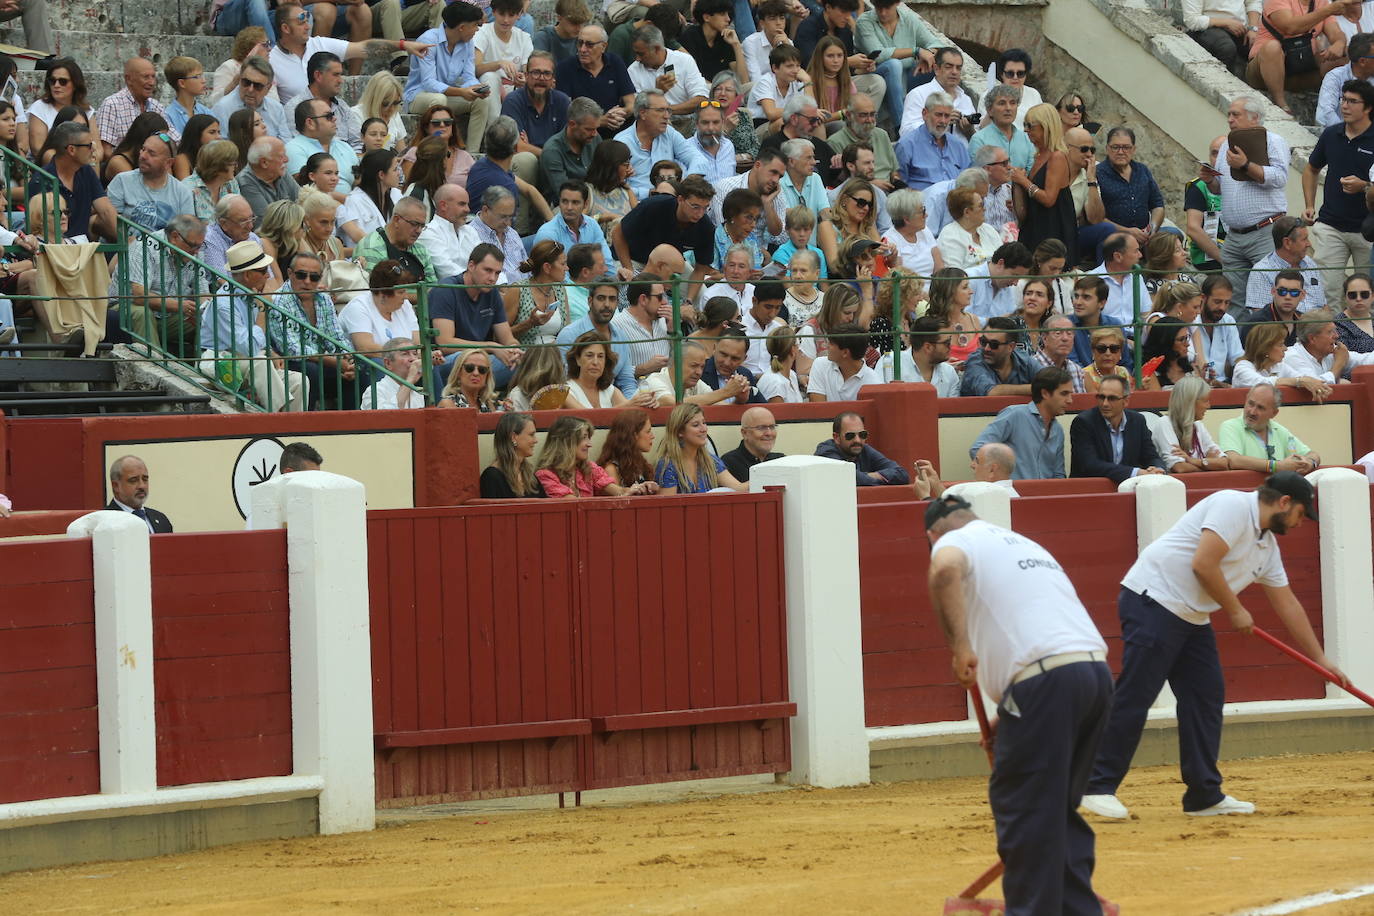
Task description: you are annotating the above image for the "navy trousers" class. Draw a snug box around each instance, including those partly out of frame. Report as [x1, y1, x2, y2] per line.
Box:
[991, 659, 1113, 916]
[1086, 588, 1227, 812]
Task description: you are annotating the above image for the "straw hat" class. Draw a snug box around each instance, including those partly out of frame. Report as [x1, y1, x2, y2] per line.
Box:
[225, 239, 275, 273]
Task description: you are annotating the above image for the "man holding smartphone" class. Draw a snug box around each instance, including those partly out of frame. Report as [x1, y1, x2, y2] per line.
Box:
[403, 1, 491, 151]
[628, 24, 709, 125]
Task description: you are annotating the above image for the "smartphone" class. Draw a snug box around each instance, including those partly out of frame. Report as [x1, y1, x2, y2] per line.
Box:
[866, 50, 882, 59]
[474, 84, 490, 96]
[1198, 160, 1220, 174]
[663, 63, 674, 73]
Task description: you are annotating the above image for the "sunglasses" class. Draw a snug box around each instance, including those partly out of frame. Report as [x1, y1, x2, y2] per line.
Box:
[842, 430, 869, 441]
[1094, 343, 1122, 353]
[575, 38, 604, 47]
[48, 76, 71, 86]
[1347, 290, 1372, 300]
[310, 111, 337, 121]
[804, 114, 824, 126]
[1002, 68, 1027, 78]
[1276, 287, 1303, 297]
[293, 269, 322, 282]
[698, 99, 721, 109]
[1062, 103, 1084, 113]
[241, 78, 268, 91]
[430, 118, 454, 127]
[1076, 145, 1096, 154]
[462, 363, 490, 375]
[979, 336, 1008, 349]
[850, 196, 874, 209]
[292, 10, 312, 21]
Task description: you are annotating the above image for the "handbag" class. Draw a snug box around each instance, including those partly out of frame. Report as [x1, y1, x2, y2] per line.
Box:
[324, 257, 367, 306]
[1263, 0, 1317, 76]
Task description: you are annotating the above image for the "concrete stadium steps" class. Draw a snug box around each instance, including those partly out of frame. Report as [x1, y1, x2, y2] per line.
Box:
[50, 31, 233, 74]
[47, 0, 208, 37]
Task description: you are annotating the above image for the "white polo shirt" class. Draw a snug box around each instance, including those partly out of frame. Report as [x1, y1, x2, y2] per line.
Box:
[741, 310, 784, 377]
[269, 36, 350, 108]
[807, 355, 880, 401]
[932, 519, 1107, 700]
[1122, 490, 1288, 625]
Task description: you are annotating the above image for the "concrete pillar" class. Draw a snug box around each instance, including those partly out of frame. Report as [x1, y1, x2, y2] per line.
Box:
[940, 481, 1013, 530]
[67, 511, 156, 795]
[751, 456, 869, 788]
[253, 471, 375, 834]
[1119, 474, 1187, 710]
[1308, 468, 1374, 697]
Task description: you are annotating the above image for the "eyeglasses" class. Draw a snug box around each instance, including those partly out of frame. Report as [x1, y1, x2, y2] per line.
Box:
[241, 78, 268, 91]
[842, 430, 869, 441]
[293, 269, 323, 282]
[643, 105, 670, 114]
[744, 424, 777, 432]
[1062, 103, 1084, 113]
[850, 196, 874, 209]
[1076, 145, 1096, 153]
[979, 336, 1008, 349]
[1093, 343, 1122, 353]
[1347, 290, 1372, 300]
[67, 141, 93, 150]
[48, 76, 71, 86]
[1095, 393, 1125, 402]
[1107, 144, 1134, 153]
[461, 363, 490, 375]
[987, 158, 1010, 167]
[1275, 287, 1303, 297]
[397, 215, 426, 229]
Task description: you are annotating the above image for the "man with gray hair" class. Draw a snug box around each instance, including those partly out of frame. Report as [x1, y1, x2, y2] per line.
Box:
[556, 23, 635, 128]
[127, 213, 210, 358]
[466, 115, 552, 235]
[627, 24, 708, 120]
[354, 196, 438, 283]
[417, 184, 472, 280]
[778, 133, 837, 251]
[455, 186, 530, 281]
[202, 194, 271, 277]
[614, 89, 711, 199]
[237, 136, 300, 229]
[759, 93, 838, 185]
[1218, 382, 1320, 473]
[827, 93, 899, 191]
[211, 55, 290, 140]
[1216, 95, 1290, 311]
[974, 144, 1018, 237]
[688, 95, 737, 182]
[538, 95, 603, 197]
[895, 90, 969, 191]
[1282, 305, 1374, 380]
[900, 46, 975, 136]
[968, 83, 1033, 171]
[925, 166, 989, 238]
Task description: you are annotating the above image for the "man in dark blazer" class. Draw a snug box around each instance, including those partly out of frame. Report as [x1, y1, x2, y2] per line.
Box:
[1069, 376, 1166, 483]
[699, 328, 766, 403]
[106, 454, 174, 533]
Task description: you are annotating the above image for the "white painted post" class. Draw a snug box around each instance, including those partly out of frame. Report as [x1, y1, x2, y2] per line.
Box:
[1119, 474, 1187, 710]
[751, 456, 869, 788]
[66, 511, 156, 795]
[255, 471, 376, 833]
[941, 481, 1012, 529]
[1307, 468, 1374, 697]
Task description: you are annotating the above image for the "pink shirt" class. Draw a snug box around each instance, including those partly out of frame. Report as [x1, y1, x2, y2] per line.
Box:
[1251, 0, 1331, 59]
[536, 462, 616, 498]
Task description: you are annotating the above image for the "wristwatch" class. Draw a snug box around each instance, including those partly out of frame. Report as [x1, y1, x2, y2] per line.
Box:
[1247, 25, 1260, 31]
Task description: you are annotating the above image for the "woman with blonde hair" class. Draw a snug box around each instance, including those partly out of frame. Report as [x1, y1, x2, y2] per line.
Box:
[183, 138, 241, 221]
[257, 199, 306, 269]
[1148, 280, 1208, 373]
[653, 403, 748, 494]
[352, 71, 406, 151]
[536, 415, 653, 498]
[439, 348, 504, 412]
[799, 284, 861, 359]
[1012, 102, 1074, 254]
[758, 325, 804, 403]
[563, 331, 629, 409]
[1083, 325, 1132, 393]
[824, 177, 885, 277]
[480, 412, 545, 498]
[300, 190, 348, 266]
[1154, 376, 1229, 473]
[868, 268, 925, 363]
[504, 240, 570, 346]
[507, 343, 569, 412]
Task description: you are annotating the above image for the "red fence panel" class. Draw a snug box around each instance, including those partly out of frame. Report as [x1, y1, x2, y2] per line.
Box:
[579, 493, 791, 790]
[151, 531, 293, 787]
[368, 494, 793, 805]
[0, 538, 98, 803]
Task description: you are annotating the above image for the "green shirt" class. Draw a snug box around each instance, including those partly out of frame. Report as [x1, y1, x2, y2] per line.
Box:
[854, 5, 936, 65]
[1217, 417, 1309, 461]
[826, 123, 899, 185]
[353, 227, 437, 284]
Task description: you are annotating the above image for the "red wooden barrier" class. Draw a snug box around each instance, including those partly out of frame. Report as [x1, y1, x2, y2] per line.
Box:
[0, 538, 99, 803]
[151, 531, 293, 787]
[368, 493, 793, 806]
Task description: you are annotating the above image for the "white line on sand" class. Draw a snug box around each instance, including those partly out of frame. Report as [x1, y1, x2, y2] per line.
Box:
[1231, 884, 1374, 915]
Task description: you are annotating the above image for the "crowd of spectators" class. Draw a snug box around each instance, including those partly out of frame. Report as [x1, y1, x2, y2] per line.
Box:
[0, 0, 1370, 489]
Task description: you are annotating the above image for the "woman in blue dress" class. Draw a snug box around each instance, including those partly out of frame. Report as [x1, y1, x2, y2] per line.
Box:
[653, 403, 749, 494]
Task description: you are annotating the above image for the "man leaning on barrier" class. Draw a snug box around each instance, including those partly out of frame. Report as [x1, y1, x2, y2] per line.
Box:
[269, 250, 357, 410]
[126, 213, 209, 359]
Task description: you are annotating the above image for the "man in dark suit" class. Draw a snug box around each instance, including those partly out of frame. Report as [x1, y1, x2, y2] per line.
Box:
[699, 328, 766, 403]
[106, 455, 174, 533]
[1069, 376, 1166, 483]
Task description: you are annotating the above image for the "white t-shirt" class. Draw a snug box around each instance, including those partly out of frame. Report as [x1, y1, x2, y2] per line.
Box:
[807, 355, 880, 401]
[642, 367, 712, 404]
[883, 227, 938, 277]
[29, 99, 93, 128]
[1121, 489, 1288, 625]
[337, 292, 419, 346]
[757, 368, 803, 403]
[747, 72, 804, 121]
[742, 310, 784, 377]
[878, 349, 962, 396]
[359, 375, 424, 410]
[901, 82, 974, 136]
[932, 519, 1107, 701]
[474, 24, 534, 101]
[269, 37, 350, 108]
[338, 186, 401, 241]
[627, 48, 708, 109]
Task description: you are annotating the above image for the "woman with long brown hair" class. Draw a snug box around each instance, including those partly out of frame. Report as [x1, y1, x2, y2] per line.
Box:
[597, 408, 659, 488]
[536, 416, 653, 498]
[399, 104, 474, 186]
[480, 412, 545, 498]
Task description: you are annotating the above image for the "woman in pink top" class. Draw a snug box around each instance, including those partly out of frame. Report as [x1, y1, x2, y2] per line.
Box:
[534, 416, 655, 499]
[1248, 0, 1349, 112]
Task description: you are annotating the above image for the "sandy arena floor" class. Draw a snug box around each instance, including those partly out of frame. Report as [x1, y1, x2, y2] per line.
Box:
[4, 752, 1373, 915]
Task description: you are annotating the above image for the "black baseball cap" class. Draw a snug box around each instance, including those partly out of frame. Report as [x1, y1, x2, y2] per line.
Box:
[846, 238, 880, 261]
[924, 494, 973, 530]
[1265, 471, 1316, 519]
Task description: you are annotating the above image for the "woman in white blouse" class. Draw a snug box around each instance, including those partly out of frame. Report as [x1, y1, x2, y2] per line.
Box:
[1154, 376, 1229, 473]
[562, 332, 629, 409]
[937, 187, 1002, 272]
[758, 325, 805, 403]
[1231, 321, 1332, 399]
[883, 188, 944, 277]
[339, 149, 402, 245]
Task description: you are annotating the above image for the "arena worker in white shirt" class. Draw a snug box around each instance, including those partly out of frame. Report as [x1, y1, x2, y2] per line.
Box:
[925, 494, 1112, 914]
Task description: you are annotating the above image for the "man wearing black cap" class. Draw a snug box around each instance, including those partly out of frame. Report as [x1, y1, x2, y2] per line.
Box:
[926, 494, 1112, 914]
[1082, 473, 1348, 821]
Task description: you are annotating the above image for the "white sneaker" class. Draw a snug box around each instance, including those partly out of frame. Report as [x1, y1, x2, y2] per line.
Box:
[1186, 795, 1256, 816]
[1080, 794, 1129, 819]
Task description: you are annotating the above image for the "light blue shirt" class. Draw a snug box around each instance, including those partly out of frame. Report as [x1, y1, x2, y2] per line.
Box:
[532, 214, 614, 272]
[894, 124, 969, 190]
[970, 401, 1066, 480]
[968, 123, 1035, 171]
[1202, 312, 1245, 381]
[285, 134, 359, 183]
[201, 286, 269, 357]
[613, 124, 711, 200]
[405, 27, 480, 105]
[779, 170, 831, 246]
[211, 92, 289, 142]
[165, 99, 214, 135]
[107, 172, 196, 232]
[924, 177, 956, 237]
[555, 314, 638, 396]
[688, 134, 737, 183]
[967, 267, 1019, 320]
